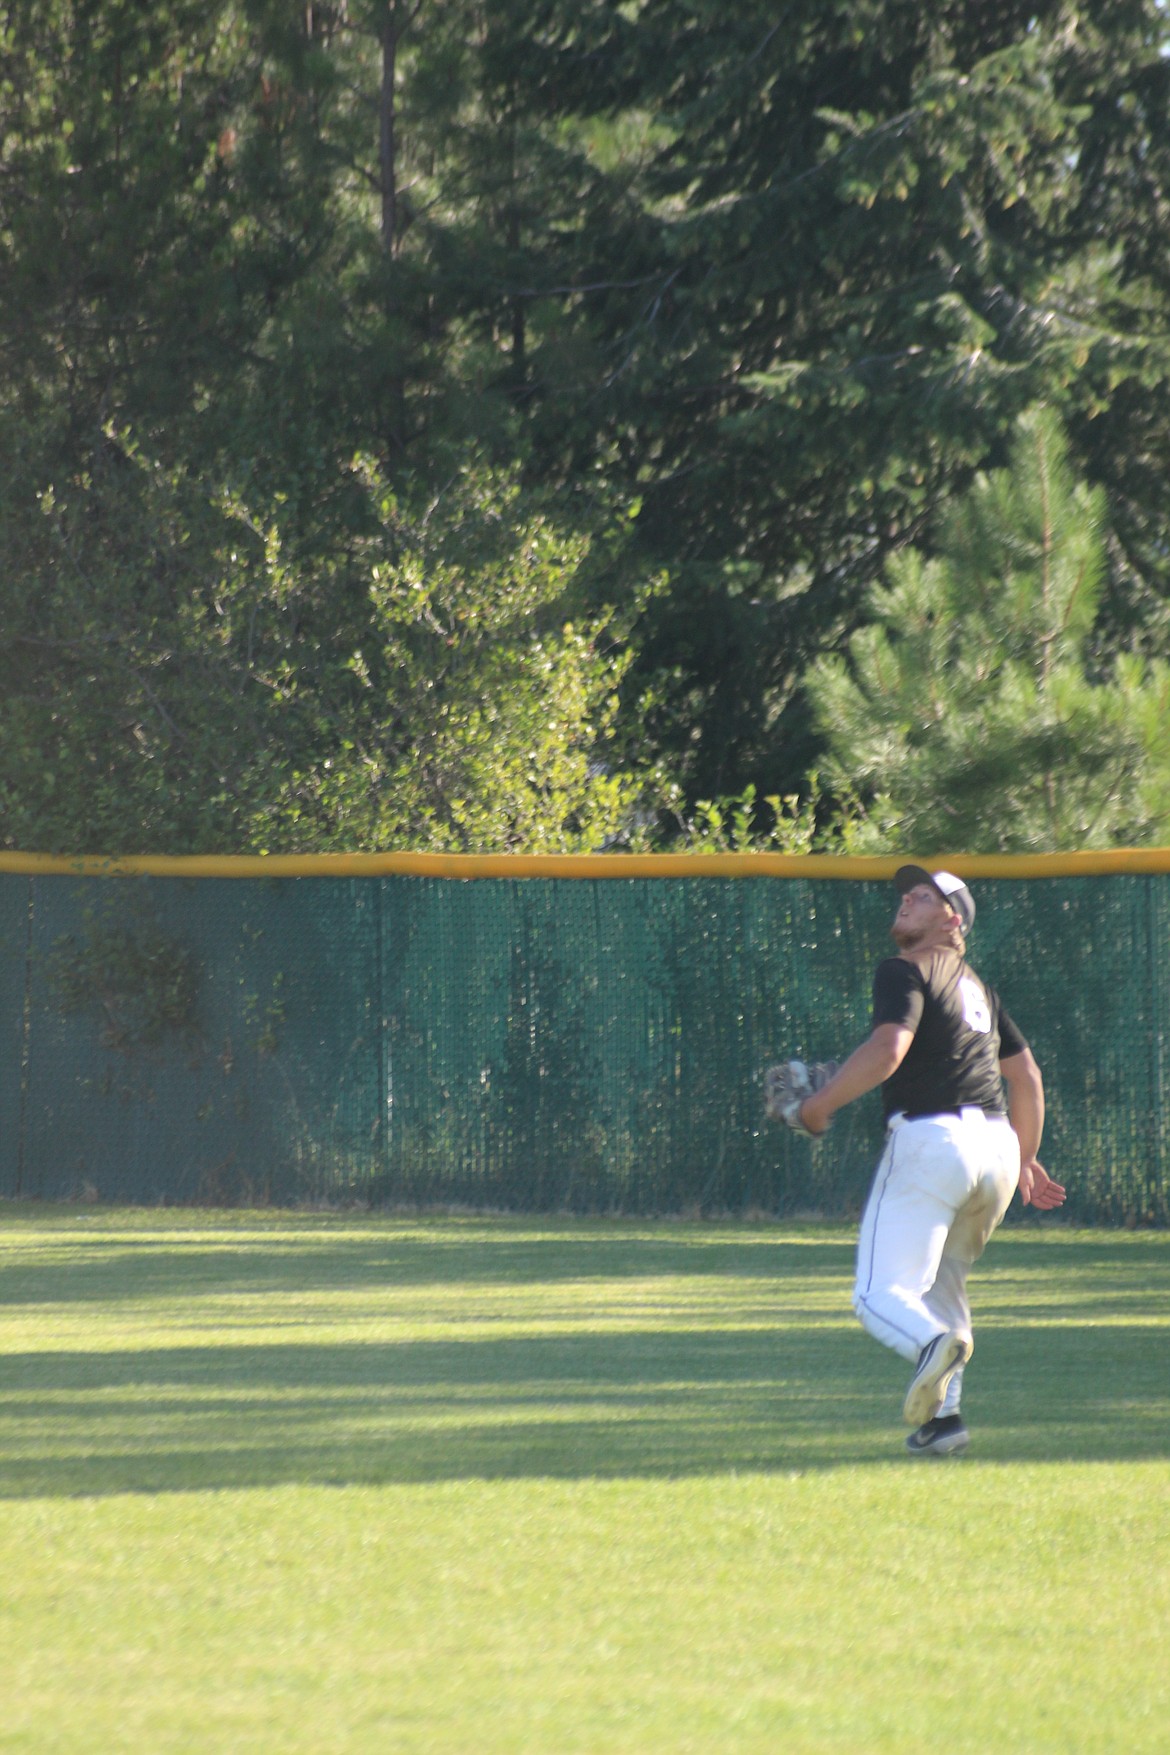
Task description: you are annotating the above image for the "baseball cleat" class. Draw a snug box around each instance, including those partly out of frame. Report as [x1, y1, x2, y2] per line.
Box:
[903, 1328, 972, 1426]
[905, 1414, 970, 1457]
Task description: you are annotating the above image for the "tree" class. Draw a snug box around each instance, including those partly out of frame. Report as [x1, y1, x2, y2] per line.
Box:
[806, 406, 1170, 853]
[8, 4, 1170, 855]
[0, 2, 664, 853]
[256, 458, 659, 853]
[0, 415, 292, 853]
[492, 2, 1170, 813]
[0, 412, 656, 853]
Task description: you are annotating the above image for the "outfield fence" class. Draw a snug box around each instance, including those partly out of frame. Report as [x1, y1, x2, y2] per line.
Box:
[1, 850, 1168, 1224]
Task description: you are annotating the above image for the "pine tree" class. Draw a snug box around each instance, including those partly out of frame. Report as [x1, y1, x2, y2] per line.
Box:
[807, 406, 1170, 853]
[503, 1, 1170, 812]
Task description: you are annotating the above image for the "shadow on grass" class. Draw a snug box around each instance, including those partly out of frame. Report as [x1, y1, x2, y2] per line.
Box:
[2, 1221, 1168, 1497]
[1, 1222, 1163, 1309]
[0, 1228, 858, 1305]
[1, 1318, 1166, 1499]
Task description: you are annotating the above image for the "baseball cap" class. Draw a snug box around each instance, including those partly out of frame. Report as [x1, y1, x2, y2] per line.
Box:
[894, 864, 975, 936]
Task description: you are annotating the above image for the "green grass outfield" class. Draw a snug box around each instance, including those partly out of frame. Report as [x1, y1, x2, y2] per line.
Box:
[1, 1209, 1167, 1753]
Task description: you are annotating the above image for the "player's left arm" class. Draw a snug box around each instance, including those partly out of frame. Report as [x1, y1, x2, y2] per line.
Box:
[1000, 1045, 1043, 1162]
[1000, 1046, 1066, 1208]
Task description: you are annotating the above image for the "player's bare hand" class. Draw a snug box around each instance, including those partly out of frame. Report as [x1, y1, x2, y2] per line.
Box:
[1019, 1159, 1066, 1209]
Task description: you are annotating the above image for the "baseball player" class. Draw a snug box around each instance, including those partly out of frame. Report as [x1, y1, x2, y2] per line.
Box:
[776, 866, 1065, 1456]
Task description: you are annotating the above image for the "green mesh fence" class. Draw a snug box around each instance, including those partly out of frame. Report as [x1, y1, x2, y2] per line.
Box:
[0, 871, 1166, 1223]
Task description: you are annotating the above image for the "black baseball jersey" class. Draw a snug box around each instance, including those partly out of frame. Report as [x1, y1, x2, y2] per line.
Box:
[871, 948, 1028, 1122]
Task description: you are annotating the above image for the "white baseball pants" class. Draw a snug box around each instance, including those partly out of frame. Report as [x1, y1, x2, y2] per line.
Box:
[852, 1109, 1020, 1370]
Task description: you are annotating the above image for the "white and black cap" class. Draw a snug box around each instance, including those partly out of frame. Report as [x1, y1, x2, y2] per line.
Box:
[894, 864, 975, 936]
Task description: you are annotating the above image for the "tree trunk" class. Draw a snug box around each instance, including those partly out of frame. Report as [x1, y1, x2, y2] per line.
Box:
[506, 102, 525, 384]
[379, 1, 408, 450]
[380, 2, 397, 254]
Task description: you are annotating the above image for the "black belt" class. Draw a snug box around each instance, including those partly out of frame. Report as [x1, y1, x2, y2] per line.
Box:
[896, 1106, 1006, 1122]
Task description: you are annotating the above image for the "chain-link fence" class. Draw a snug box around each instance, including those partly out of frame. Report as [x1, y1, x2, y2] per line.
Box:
[1, 861, 1166, 1222]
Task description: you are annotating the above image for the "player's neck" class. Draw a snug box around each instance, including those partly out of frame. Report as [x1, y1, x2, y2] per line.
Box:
[892, 923, 965, 957]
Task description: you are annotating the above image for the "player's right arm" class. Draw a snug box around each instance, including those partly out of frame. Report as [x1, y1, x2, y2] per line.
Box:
[799, 1023, 914, 1134]
[801, 953, 926, 1134]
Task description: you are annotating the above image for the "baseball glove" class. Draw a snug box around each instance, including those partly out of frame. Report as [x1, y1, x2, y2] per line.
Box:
[762, 1058, 839, 1138]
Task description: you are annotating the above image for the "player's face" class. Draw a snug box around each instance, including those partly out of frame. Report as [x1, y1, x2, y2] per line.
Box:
[891, 883, 952, 948]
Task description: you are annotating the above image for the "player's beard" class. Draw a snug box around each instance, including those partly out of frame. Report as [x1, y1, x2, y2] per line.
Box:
[891, 919, 965, 953]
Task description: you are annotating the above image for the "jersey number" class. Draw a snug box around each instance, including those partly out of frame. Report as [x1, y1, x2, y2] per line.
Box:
[959, 976, 992, 1034]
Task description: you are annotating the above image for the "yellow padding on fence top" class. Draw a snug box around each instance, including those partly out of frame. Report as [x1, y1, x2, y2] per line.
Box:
[5, 847, 1170, 879]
